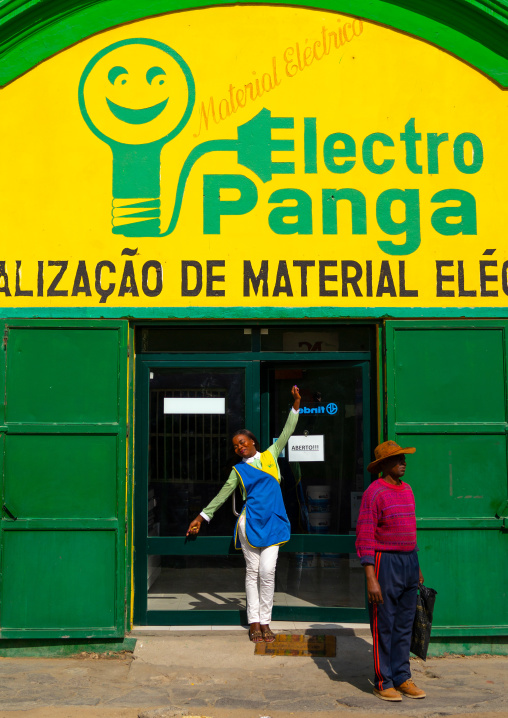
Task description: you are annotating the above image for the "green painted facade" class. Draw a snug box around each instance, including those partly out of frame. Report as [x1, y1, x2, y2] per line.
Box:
[2, 1, 508, 88]
[0, 1, 507, 653]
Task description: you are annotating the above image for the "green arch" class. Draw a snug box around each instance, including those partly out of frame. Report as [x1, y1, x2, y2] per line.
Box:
[1, 0, 508, 87]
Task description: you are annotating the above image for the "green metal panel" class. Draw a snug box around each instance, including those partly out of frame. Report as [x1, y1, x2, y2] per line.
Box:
[0, 320, 128, 639]
[386, 320, 508, 636]
[420, 528, 508, 633]
[6, 328, 121, 424]
[396, 433, 507, 519]
[4, 434, 118, 519]
[392, 327, 506, 424]
[1, 529, 116, 631]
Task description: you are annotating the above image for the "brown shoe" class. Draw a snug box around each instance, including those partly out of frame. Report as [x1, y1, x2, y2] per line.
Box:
[373, 687, 403, 701]
[395, 679, 426, 698]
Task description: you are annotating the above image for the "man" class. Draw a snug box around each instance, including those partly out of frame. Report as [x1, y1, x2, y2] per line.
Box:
[356, 440, 425, 701]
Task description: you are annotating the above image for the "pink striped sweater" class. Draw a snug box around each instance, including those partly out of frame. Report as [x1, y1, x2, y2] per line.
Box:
[355, 478, 417, 565]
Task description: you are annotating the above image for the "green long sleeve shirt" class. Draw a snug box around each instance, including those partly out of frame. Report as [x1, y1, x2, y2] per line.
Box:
[200, 409, 299, 521]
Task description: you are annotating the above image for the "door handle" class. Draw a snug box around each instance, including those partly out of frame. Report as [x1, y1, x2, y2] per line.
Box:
[232, 492, 240, 517]
[2, 504, 17, 521]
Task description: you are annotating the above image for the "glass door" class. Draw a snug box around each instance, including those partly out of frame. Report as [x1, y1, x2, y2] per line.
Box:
[134, 360, 256, 625]
[134, 348, 372, 625]
[263, 361, 370, 623]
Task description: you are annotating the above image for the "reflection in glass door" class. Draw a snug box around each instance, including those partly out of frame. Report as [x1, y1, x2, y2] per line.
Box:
[263, 362, 370, 619]
[148, 367, 245, 539]
[134, 362, 254, 624]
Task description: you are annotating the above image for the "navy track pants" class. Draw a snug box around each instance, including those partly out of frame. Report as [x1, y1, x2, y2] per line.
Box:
[368, 550, 419, 691]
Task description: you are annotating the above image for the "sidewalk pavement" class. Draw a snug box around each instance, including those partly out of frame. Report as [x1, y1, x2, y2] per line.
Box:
[0, 623, 507, 718]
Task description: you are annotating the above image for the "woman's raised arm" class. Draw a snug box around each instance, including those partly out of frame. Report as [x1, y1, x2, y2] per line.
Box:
[271, 385, 301, 458]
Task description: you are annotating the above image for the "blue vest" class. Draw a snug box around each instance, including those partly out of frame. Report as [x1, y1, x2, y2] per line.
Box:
[233, 450, 291, 549]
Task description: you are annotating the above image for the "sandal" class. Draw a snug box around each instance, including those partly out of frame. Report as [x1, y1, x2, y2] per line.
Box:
[261, 627, 276, 643]
[249, 628, 264, 643]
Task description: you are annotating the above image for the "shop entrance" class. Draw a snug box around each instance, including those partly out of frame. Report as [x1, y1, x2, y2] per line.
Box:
[134, 326, 374, 625]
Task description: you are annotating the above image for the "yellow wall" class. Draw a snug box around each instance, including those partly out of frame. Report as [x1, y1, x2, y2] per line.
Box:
[1, 6, 506, 309]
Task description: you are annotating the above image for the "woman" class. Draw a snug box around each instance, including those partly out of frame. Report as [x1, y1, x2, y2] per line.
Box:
[187, 385, 301, 643]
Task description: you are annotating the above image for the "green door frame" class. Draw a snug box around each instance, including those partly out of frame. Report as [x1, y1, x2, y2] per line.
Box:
[134, 350, 372, 625]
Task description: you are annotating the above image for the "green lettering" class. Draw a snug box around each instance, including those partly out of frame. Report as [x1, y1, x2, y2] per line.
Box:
[268, 189, 312, 235]
[362, 133, 394, 174]
[431, 189, 477, 235]
[323, 133, 356, 174]
[453, 133, 483, 174]
[203, 174, 258, 233]
[322, 189, 366, 234]
[376, 188, 421, 255]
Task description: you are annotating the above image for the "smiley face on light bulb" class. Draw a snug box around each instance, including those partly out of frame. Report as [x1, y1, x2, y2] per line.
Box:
[106, 63, 169, 123]
[79, 38, 195, 237]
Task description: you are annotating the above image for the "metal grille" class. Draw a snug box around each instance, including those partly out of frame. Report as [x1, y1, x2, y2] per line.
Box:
[150, 388, 229, 483]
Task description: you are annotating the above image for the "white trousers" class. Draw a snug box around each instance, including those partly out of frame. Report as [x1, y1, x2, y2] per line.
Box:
[238, 514, 279, 624]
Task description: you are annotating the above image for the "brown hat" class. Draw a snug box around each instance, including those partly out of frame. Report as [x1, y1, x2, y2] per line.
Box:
[367, 440, 416, 474]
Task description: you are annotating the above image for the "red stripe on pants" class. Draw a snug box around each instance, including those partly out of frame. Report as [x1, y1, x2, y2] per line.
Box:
[373, 552, 383, 691]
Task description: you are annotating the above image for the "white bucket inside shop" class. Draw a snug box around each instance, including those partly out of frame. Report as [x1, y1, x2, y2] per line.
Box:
[307, 485, 331, 512]
[308, 512, 331, 533]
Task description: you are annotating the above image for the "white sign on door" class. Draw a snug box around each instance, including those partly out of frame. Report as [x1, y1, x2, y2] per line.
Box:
[164, 397, 225, 414]
[288, 435, 325, 462]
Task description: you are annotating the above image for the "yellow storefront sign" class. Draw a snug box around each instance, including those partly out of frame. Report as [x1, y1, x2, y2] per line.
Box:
[0, 6, 507, 308]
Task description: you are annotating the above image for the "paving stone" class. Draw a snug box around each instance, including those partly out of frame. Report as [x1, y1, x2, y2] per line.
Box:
[52, 695, 102, 706]
[269, 696, 340, 711]
[138, 710, 186, 718]
[27, 672, 59, 684]
[105, 690, 172, 706]
[168, 687, 209, 700]
[0, 701, 42, 710]
[212, 697, 271, 709]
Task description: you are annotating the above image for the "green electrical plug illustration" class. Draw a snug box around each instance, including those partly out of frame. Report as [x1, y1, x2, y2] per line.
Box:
[159, 108, 295, 236]
[79, 38, 195, 237]
[80, 39, 294, 237]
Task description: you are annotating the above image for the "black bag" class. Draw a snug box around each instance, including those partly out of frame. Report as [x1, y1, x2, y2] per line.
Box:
[410, 584, 437, 661]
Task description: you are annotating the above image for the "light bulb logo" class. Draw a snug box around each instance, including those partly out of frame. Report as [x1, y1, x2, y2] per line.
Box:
[78, 38, 195, 237]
